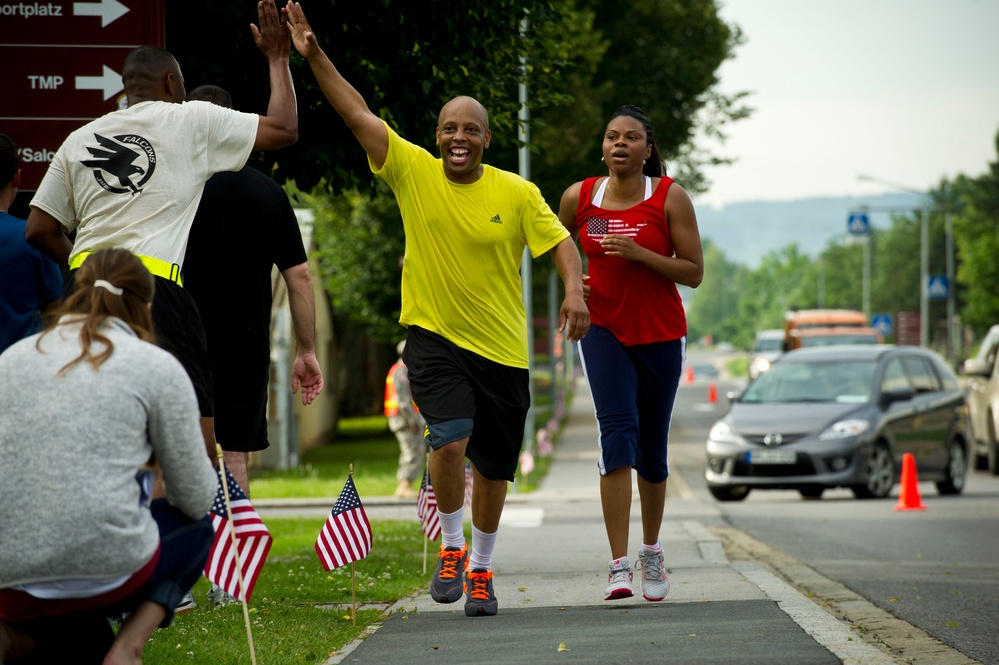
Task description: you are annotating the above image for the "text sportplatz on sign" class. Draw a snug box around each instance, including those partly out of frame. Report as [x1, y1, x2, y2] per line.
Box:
[0, 3, 64, 18]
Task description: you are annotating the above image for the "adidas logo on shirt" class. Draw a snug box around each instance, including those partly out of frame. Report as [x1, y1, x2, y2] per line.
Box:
[490, 214, 502, 224]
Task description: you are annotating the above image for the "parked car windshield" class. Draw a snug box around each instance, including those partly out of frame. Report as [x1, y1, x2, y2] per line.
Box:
[754, 338, 784, 352]
[799, 334, 878, 347]
[742, 360, 877, 404]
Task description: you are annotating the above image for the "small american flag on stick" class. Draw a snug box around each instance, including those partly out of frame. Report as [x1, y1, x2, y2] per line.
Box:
[205, 468, 272, 602]
[315, 475, 372, 571]
[417, 467, 441, 541]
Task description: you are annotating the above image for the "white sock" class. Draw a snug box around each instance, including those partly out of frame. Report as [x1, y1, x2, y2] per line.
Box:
[640, 541, 662, 554]
[439, 507, 465, 549]
[468, 525, 497, 571]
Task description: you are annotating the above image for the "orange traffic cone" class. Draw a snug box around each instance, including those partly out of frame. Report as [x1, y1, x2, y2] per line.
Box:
[894, 452, 926, 511]
[707, 382, 718, 404]
[686, 366, 695, 384]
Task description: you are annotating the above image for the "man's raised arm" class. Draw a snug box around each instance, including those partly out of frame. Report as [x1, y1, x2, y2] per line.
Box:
[284, 2, 388, 168]
[251, 0, 298, 151]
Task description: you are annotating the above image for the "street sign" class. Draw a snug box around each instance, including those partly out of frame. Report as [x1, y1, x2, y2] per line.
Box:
[0, 0, 165, 191]
[871, 313, 893, 339]
[847, 211, 870, 236]
[896, 311, 920, 347]
[927, 275, 949, 300]
[0, 46, 130, 117]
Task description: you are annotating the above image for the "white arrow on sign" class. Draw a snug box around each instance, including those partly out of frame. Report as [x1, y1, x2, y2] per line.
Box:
[76, 65, 123, 100]
[73, 0, 129, 28]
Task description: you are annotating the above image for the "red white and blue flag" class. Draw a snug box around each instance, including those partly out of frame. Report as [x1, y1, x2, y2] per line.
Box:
[205, 468, 272, 602]
[315, 475, 372, 570]
[417, 467, 440, 541]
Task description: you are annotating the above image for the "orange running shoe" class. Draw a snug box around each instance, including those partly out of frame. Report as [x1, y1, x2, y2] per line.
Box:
[464, 568, 498, 616]
[430, 544, 467, 603]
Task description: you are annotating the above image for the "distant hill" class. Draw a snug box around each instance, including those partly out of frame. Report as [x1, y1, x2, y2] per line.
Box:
[693, 192, 925, 268]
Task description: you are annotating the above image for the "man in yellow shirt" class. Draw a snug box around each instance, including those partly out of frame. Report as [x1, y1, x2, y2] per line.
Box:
[286, 2, 589, 618]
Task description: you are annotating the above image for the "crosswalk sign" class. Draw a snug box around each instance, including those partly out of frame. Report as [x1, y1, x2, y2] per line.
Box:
[847, 212, 870, 236]
[927, 276, 949, 300]
[871, 314, 893, 338]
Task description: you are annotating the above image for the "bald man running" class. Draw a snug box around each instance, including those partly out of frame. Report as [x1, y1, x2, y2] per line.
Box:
[285, 2, 588, 618]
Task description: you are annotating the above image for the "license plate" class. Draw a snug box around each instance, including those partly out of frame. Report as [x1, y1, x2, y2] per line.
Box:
[747, 449, 796, 465]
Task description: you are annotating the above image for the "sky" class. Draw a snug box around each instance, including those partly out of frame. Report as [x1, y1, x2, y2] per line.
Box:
[692, 0, 999, 210]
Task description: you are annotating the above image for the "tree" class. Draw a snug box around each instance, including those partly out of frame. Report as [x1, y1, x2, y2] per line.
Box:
[566, 0, 748, 192]
[167, 0, 572, 192]
[734, 245, 812, 345]
[685, 240, 740, 343]
[954, 134, 999, 335]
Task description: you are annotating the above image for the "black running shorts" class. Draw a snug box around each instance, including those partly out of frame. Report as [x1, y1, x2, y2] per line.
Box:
[402, 326, 530, 482]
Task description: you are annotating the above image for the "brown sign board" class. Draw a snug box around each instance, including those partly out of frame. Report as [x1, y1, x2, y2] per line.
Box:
[896, 310, 921, 347]
[0, 0, 165, 191]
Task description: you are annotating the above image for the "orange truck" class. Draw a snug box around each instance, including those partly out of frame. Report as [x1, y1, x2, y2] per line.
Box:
[783, 309, 881, 351]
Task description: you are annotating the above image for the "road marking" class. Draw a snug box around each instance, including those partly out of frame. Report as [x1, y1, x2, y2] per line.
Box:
[499, 506, 544, 528]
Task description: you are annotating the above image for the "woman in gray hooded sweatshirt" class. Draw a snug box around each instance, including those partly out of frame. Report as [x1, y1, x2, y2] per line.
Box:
[0, 248, 218, 665]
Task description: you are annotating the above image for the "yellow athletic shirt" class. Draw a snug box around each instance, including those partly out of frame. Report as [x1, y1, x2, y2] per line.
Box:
[371, 123, 569, 368]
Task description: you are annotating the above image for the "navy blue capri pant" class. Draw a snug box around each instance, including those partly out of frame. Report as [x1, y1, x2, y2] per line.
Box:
[578, 324, 684, 483]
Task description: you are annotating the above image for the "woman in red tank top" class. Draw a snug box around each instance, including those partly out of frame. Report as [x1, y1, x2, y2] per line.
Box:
[557, 105, 704, 603]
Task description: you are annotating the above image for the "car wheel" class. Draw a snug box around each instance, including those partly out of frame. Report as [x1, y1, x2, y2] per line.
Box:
[852, 443, 893, 499]
[935, 440, 967, 495]
[799, 486, 824, 500]
[708, 485, 750, 502]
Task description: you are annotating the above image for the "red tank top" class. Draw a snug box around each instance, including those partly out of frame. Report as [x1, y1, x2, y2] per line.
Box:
[576, 176, 687, 345]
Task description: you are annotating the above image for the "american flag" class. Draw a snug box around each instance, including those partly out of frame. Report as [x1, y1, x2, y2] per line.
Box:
[585, 216, 642, 239]
[417, 467, 440, 541]
[204, 468, 272, 602]
[315, 476, 372, 571]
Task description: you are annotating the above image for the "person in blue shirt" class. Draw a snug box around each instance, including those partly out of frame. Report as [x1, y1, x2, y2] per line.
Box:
[0, 134, 62, 353]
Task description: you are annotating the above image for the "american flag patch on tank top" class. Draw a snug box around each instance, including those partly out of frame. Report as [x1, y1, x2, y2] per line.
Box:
[585, 216, 646, 238]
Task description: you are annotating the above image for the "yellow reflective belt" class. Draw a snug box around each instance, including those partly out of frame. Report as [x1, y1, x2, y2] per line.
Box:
[69, 251, 183, 287]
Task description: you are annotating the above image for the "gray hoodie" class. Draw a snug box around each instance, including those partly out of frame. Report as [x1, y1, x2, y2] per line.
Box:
[0, 317, 217, 588]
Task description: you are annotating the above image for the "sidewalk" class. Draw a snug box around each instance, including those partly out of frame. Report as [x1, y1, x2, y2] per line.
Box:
[262, 378, 897, 665]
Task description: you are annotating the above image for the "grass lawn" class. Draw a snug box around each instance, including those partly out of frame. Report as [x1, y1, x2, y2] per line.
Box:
[141, 518, 429, 664]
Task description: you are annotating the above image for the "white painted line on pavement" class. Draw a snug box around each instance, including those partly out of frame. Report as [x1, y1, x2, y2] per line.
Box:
[499, 506, 544, 528]
[733, 563, 898, 665]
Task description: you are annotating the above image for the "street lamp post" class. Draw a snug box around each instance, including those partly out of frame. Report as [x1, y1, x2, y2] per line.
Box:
[856, 174, 954, 359]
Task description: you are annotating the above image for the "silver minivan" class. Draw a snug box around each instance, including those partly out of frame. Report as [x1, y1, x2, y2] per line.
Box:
[960, 324, 999, 474]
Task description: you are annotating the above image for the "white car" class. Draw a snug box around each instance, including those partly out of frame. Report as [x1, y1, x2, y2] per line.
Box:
[960, 324, 999, 474]
[749, 329, 785, 379]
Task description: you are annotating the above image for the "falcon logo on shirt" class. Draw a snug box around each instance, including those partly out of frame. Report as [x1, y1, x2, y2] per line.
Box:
[585, 216, 646, 239]
[81, 133, 157, 195]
